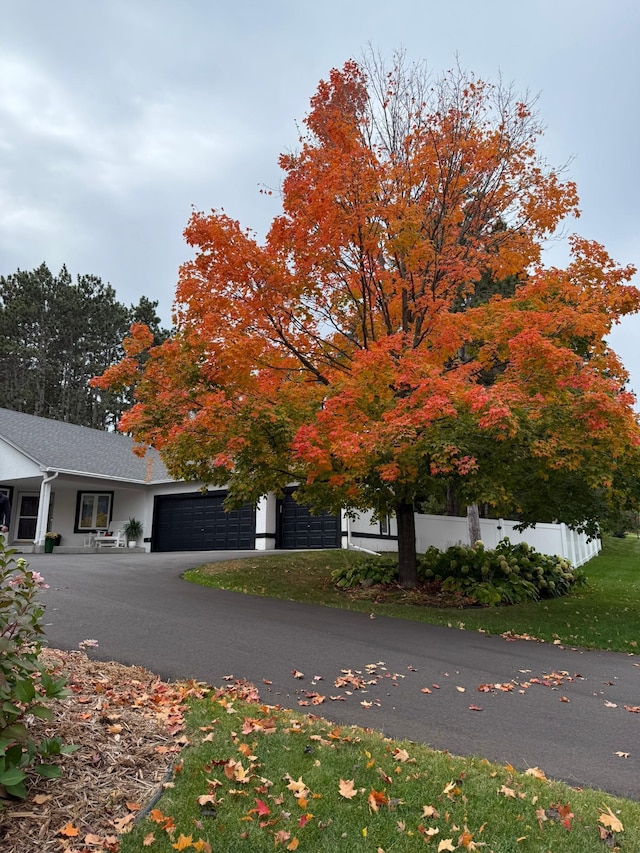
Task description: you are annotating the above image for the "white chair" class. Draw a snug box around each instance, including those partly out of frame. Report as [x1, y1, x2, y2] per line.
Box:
[94, 521, 128, 549]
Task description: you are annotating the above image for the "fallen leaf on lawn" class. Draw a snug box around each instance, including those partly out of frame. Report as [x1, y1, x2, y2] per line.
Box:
[438, 840, 456, 852]
[499, 785, 516, 798]
[292, 670, 304, 679]
[143, 832, 156, 846]
[172, 835, 194, 850]
[535, 808, 548, 828]
[458, 828, 474, 847]
[546, 802, 574, 830]
[443, 780, 460, 799]
[287, 839, 299, 851]
[59, 823, 79, 837]
[615, 751, 630, 758]
[598, 804, 624, 833]
[274, 829, 291, 844]
[368, 789, 389, 812]
[285, 775, 309, 798]
[525, 767, 547, 780]
[598, 825, 617, 846]
[255, 798, 270, 816]
[339, 778, 358, 799]
[393, 748, 410, 762]
[422, 805, 439, 818]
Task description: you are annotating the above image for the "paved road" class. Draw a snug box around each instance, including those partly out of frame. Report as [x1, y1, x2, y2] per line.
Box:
[28, 550, 640, 799]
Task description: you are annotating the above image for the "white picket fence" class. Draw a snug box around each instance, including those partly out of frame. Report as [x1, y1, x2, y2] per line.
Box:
[346, 510, 601, 568]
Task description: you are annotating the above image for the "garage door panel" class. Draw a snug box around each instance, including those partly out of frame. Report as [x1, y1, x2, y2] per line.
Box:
[153, 493, 255, 552]
[279, 492, 340, 549]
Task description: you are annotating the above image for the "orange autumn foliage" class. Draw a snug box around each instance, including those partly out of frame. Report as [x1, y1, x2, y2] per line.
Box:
[93, 53, 640, 587]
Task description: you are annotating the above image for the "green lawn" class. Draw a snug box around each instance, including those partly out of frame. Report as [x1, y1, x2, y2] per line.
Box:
[184, 535, 640, 653]
[120, 683, 639, 852]
[120, 539, 640, 851]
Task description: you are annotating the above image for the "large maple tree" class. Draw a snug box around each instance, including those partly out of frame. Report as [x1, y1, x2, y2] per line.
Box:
[94, 55, 640, 587]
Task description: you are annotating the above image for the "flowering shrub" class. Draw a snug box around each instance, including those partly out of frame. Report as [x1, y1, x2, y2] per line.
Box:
[331, 539, 587, 606]
[0, 540, 73, 800]
[419, 539, 587, 605]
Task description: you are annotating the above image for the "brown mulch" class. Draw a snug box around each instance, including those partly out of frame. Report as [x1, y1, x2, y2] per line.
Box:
[0, 649, 203, 853]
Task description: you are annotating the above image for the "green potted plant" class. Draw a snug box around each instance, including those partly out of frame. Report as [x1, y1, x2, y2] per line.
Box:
[123, 518, 143, 548]
[44, 532, 61, 553]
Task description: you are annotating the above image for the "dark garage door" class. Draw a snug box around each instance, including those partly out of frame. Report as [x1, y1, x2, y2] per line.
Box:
[278, 491, 341, 549]
[153, 493, 255, 552]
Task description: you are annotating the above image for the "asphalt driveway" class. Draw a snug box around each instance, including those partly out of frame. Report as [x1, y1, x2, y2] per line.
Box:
[29, 549, 640, 799]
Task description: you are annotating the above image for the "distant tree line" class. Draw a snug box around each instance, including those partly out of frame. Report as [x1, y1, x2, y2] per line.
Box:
[0, 263, 169, 430]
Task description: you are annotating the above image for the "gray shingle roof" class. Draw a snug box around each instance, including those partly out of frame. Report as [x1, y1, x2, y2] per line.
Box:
[0, 408, 170, 483]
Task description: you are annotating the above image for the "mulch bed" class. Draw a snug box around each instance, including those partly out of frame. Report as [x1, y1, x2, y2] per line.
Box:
[0, 649, 202, 853]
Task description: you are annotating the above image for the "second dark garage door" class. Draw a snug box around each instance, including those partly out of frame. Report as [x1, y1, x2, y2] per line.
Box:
[278, 491, 341, 549]
[153, 492, 256, 552]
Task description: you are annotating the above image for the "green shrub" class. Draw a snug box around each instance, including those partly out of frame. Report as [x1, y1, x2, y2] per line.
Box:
[331, 539, 586, 607]
[0, 540, 74, 801]
[419, 539, 586, 605]
[331, 554, 398, 588]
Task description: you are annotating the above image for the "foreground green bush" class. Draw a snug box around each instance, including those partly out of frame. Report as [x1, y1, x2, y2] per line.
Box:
[0, 541, 73, 800]
[332, 539, 586, 606]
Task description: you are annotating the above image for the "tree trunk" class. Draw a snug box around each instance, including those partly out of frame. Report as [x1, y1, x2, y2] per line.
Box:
[446, 482, 459, 516]
[467, 503, 482, 545]
[396, 500, 418, 588]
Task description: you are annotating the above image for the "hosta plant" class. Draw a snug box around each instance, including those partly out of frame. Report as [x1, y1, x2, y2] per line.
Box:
[332, 539, 586, 607]
[0, 541, 73, 801]
[419, 539, 586, 605]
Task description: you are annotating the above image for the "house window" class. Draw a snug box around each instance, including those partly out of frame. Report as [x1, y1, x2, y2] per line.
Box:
[76, 492, 113, 531]
[380, 515, 389, 536]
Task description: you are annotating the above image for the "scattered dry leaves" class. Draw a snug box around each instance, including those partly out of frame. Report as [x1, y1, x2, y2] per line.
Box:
[0, 649, 201, 853]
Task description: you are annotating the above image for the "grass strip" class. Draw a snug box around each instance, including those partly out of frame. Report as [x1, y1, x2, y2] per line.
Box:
[184, 536, 640, 654]
[121, 681, 639, 852]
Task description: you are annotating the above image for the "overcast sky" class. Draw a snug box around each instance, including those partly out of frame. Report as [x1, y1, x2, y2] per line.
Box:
[2, 1, 639, 397]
